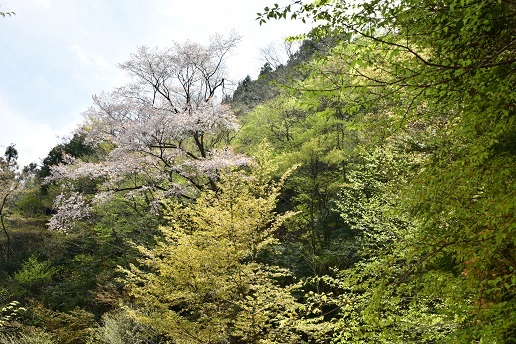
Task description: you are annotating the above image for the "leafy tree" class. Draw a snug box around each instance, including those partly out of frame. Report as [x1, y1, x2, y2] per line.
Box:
[0, 330, 56, 344]
[231, 69, 281, 117]
[261, 0, 515, 341]
[26, 305, 96, 344]
[231, 38, 328, 117]
[37, 133, 97, 181]
[12, 256, 56, 298]
[237, 87, 357, 272]
[0, 301, 25, 333]
[124, 152, 308, 343]
[0, 145, 21, 267]
[87, 309, 166, 344]
[46, 33, 247, 231]
[326, 141, 455, 342]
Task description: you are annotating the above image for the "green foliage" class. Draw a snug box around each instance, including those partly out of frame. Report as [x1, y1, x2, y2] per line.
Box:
[325, 140, 459, 342]
[21, 187, 162, 313]
[0, 328, 56, 344]
[259, 0, 516, 341]
[87, 309, 166, 344]
[0, 151, 21, 269]
[238, 94, 304, 149]
[0, 0, 512, 341]
[231, 72, 280, 116]
[336, 144, 417, 258]
[0, 301, 26, 330]
[124, 153, 323, 342]
[28, 304, 95, 344]
[231, 39, 329, 117]
[237, 86, 356, 270]
[13, 256, 56, 297]
[37, 133, 98, 181]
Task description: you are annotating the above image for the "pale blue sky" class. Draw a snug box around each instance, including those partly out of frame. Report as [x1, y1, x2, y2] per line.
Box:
[0, 0, 307, 166]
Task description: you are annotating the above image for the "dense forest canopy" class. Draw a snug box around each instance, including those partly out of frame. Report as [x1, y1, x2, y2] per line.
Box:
[1, 0, 514, 343]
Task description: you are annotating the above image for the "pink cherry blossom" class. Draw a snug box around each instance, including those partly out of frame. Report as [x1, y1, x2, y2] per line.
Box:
[47, 33, 249, 230]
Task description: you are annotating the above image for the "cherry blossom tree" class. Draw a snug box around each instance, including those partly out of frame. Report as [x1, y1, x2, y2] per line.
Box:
[46, 32, 248, 230]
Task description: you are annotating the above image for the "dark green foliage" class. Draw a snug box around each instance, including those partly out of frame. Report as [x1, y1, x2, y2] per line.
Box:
[13, 256, 56, 297]
[0, 0, 513, 341]
[259, 0, 515, 341]
[231, 38, 328, 117]
[235, 84, 357, 276]
[37, 133, 97, 180]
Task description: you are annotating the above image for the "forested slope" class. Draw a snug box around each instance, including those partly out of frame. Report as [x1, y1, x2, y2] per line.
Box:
[0, 0, 514, 342]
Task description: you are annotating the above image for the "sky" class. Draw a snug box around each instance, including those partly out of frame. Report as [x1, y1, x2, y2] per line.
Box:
[0, 0, 308, 167]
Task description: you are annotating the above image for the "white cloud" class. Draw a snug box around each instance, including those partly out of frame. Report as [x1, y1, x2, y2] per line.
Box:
[0, 95, 78, 167]
[5, 0, 52, 12]
[30, 0, 51, 9]
[69, 44, 109, 67]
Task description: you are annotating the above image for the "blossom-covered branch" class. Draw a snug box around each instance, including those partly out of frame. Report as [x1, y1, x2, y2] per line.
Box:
[47, 33, 249, 230]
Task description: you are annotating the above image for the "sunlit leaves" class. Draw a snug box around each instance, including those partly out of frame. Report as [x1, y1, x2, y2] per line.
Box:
[260, 0, 515, 341]
[124, 157, 304, 342]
